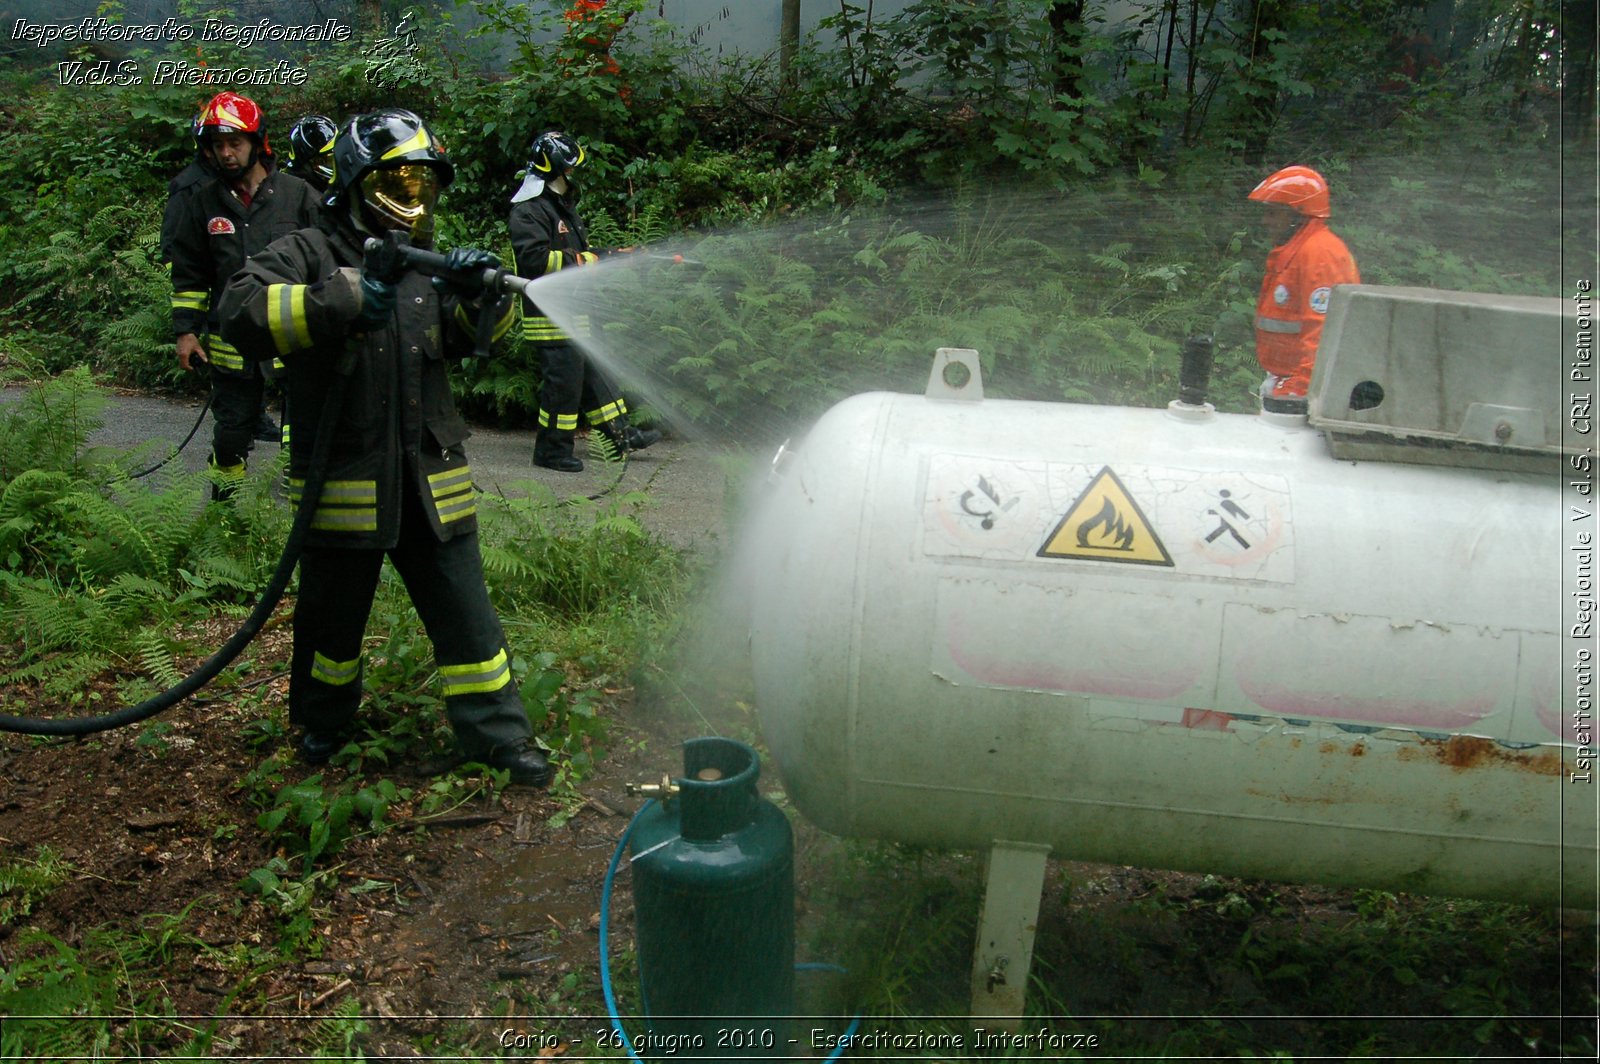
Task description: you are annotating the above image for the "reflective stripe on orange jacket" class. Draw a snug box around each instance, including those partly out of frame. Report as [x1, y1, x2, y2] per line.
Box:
[1254, 218, 1360, 397]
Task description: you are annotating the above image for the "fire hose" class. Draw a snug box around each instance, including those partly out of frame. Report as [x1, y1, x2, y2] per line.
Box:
[0, 369, 350, 737]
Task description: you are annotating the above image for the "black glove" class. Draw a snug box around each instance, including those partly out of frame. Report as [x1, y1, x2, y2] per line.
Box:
[355, 233, 411, 329]
[431, 248, 500, 300]
[357, 275, 396, 329]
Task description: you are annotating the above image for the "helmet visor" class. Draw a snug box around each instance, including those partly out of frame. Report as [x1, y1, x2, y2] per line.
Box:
[362, 164, 441, 244]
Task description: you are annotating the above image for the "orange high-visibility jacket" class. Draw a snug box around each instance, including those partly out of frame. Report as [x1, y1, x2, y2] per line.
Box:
[1254, 218, 1360, 397]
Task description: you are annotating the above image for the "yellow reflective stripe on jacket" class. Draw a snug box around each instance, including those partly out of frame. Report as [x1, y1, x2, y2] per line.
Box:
[267, 283, 313, 354]
[428, 465, 476, 525]
[439, 648, 511, 697]
[576, 251, 599, 266]
[545, 250, 565, 274]
[286, 477, 379, 532]
[586, 399, 626, 425]
[208, 336, 245, 372]
[172, 290, 209, 312]
[521, 313, 590, 343]
[311, 651, 360, 686]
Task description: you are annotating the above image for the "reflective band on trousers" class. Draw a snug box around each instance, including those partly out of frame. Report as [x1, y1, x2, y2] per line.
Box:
[587, 399, 626, 425]
[1255, 315, 1303, 334]
[538, 409, 580, 430]
[440, 648, 511, 696]
[428, 464, 476, 525]
[311, 650, 360, 686]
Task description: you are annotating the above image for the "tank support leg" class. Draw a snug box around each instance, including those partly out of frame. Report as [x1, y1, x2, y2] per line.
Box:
[969, 840, 1050, 1027]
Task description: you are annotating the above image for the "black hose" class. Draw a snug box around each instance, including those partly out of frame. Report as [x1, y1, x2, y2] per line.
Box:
[129, 390, 213, 480]
[0, 374, 349, 737]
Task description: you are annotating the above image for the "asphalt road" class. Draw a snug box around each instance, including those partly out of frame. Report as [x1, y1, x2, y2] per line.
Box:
[2, 384, 732, 552]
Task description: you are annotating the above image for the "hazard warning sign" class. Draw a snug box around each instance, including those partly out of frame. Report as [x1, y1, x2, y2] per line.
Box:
[1037, 466, 1173, 566]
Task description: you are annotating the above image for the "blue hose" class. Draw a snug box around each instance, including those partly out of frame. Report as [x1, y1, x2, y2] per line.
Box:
[598, 800, 861, 1061]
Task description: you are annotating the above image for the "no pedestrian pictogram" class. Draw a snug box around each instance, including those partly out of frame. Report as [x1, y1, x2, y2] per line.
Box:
[1037, 466, 1173, 567]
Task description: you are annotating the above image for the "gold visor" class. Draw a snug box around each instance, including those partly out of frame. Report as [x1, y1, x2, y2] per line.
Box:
[362, 164, 440, 241]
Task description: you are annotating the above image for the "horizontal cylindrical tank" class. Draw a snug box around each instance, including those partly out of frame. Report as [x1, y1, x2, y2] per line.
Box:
[741, 377, 1590, 908]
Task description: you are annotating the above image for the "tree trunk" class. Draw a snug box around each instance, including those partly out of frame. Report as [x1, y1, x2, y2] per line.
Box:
[1047, 0, 1087, 103]
[1562, 0, 1597, 144]
[1237, 0, 1289, 167]
[781, 0, 801, 89]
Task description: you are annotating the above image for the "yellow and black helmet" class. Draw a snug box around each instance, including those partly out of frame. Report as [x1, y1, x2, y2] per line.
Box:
[327, 109, 453, 246]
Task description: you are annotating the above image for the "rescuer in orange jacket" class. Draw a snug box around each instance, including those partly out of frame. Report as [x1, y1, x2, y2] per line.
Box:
[1249, 165, 1360, 404]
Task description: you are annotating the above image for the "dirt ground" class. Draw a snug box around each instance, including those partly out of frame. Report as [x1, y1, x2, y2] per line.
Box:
[0, 422, 750, 1059]
[0, 612, 683, 1057]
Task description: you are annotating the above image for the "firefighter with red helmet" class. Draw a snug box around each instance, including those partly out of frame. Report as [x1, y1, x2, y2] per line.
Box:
[217, 109, 552, 787]
[1248, 165, 1360, 406]
[169, 91, 320, 495]
[507, 130, 659, 472]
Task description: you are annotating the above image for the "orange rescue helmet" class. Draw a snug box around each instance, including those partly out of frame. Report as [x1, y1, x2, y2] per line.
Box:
[1248, 165, 1331, 218]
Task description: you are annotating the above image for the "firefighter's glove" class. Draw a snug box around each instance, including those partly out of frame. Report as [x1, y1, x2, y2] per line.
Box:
[357, 274, 397, 329]
[363, 234, 410, 285]
[431, 248, 499, 300]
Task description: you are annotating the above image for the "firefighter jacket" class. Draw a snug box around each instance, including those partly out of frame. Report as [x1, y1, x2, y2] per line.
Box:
[217, 220, 515, 551]
[508, 189, 598, 346]
[159, 157, 212, 266]
[169, 160, 320, 377]
[1254, 217, 1360, 397]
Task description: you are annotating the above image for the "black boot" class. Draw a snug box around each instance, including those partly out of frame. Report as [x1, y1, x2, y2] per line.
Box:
[534, 431, 583, 472]
[623, 425, 661, 450]
[486, 741, 553, 788]
[299, 729, 348, 765]
[599, 420, 660, 454]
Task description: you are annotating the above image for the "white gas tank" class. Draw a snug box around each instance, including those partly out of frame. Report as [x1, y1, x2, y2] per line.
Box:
[742, 333, 1588, 908]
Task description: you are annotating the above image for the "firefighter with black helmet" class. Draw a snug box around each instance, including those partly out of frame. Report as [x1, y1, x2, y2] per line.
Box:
[217, 109, 553, 787]
[169, 91, 320, 495]
[285, 114, 337, 192]
[508, 130, 659, 472]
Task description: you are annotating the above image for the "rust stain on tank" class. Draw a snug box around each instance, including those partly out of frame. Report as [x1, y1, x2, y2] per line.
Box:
[1424, 735, 1564, 775]
[1350, 743, 1366, 757]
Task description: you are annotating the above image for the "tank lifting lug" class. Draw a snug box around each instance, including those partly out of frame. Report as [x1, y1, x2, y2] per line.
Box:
[626, 774, 681, 801]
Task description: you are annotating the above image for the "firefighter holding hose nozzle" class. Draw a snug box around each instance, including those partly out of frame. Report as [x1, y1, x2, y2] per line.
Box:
[218, 109, 553, 787]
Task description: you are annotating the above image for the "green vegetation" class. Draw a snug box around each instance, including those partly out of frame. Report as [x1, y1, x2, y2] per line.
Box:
[0, 0, 1592, 1057]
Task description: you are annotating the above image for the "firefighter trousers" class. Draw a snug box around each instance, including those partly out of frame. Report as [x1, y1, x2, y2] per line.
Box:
[533, 341, 627, 463]
[289, 488, 533, 759]
[208, 366, 264, 481]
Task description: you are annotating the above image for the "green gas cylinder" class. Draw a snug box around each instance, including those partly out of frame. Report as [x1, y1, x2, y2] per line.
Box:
[628, 737, 794, 1058]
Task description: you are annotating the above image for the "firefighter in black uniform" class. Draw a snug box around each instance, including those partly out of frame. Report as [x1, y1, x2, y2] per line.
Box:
[218, 109, 553, 787]
[169, 91, 320, 495]
[507, 130, 659, 472]
[159, 112, 213, 266]
[284, 114, 338, 193]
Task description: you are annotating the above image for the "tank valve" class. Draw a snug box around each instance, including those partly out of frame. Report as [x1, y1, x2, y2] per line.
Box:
[1178, 334, 1215, 407]
[627, 774, 681, 800]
